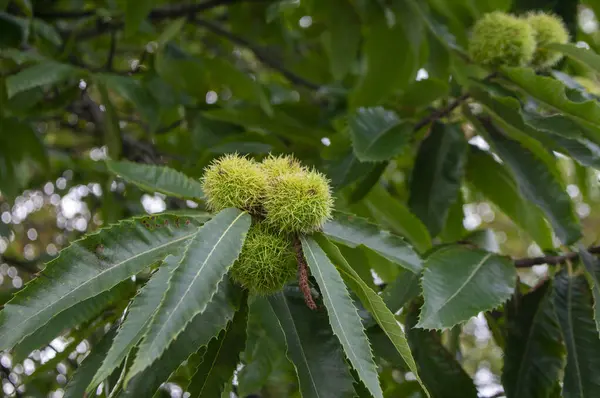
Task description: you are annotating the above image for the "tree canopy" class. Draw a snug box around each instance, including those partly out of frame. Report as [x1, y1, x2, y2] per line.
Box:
[2, 0, 600, 397]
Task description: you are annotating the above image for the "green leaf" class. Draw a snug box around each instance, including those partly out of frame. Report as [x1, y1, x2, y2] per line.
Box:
[87, 255, 181, 392]
[417, 245, 516, 330]
[0, 117, 47, 198]
[319, 0, 361, 80]
[553, 270, 600, 398]
[13, 281, 134, 363]
[580, 249, 600, 337]
[0, 12, 26, 48]
[268, 291, 356, 398]
[381, 269, 421, 314]
[399, 78, 450, 109]
[364, 184, 433, 253]
[502, 281, 565, 398]
[155, 44, 208, 100]
[406, 304, 478, 398]
[348, 162, 388, 203]
[322, 212, 422, 273]
[13, 0, 31, 16]
[203, 57, 272, 116]
[107, 160, 205, 200]
[466, 147, 554, 249]
[408, 122, 467, 237]
[119, 279, 242, 397]
[300, 235, 383, 398]
[501, 66, 600, 145]
[238, 296, 289, 396]
[6, 61, 77, 98]
[187, 294, 248, 398]
[123, 0, 155, 36]
[157, 18, 186, 47]
[98, 74, 161, 132]
[126, 208, 251, 382]
[64, 329, 118, 398]
[314, 234, 429, 397]
[439, 188, 466, 243]
[350, 5, 418, 109]
[0, 213, 202, 351]
[348, 107, 413, 162]
[203, 106, 320, 145]
[98, 82, 122, 160]
[478, 118, 581, 245]
[406, 0, 459, 51]
[547, 43, 600, 73]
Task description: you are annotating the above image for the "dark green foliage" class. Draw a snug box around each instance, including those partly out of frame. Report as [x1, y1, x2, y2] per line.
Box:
[2, 1, 600, 397]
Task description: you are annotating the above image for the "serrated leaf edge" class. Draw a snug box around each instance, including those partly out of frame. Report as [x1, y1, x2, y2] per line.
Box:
[416, 247, 515, 330]
[0, 214, 199, 350]
[86, 253, 183, 392]
[106, 159, 205, 200]
[125, 211, 249, 384]
[300, 236, 382, 398]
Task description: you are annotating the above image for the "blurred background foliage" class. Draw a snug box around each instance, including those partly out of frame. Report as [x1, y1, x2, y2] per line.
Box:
[1, 0, 600, 397]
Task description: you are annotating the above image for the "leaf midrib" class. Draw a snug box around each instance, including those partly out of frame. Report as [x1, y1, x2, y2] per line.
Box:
[301, 238, 367, 380]
[269, 294, 321, 397]
[144, 212, 246, 358]
[420, 251, 492, 326]
[361, 118, 400, 155]
[566, 275, 585, 397]
[0, 230, 196, 343]
[512, 293, 549, 397]
[339, 267, 410, 357]
[195, 329, 228, 396]
[280, 296, 321, 397]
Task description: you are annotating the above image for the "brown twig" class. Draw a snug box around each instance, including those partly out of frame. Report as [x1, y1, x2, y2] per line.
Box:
[191, 17, 321, 90]
[293, 237, 317, 310]
[413, 72, 498, 132]
[514, 246, 600, 268]
[65, 0, 267, 40]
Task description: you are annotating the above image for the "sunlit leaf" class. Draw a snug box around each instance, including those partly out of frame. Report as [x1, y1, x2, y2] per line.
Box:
[107, 160, 205, 200]
[118, 279, 243, 397]
[314, 233, 429, 396]
[466, 147, 554, 249]
[187, 293, 248, 398]
[348, 107, 412, 162]
[6, 61, 78, 98]
[478, 118, 581, 245]
[87, 255, 181, 392]
[13, 281, 134, 363]
[268, 291, 356, 398]
[323, 212, 422, 273]
[417, 245, 516, 330]
[126, 208, 250, 382]
[301, 235, 383, 398]
[0, 213, 202, 351]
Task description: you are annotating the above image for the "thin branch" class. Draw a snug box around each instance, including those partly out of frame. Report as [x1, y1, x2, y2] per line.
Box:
[413, 72, 498, 132]
[514, 246, 600, 268]
[148, 0, 251, 20]
[68, 0, 265, 40]
[106, 31, 117, 71]
[34, 9, 96, 19]
[413, 92, 470, 131]
[191, 18, 321, 90]
[156, 119, 183, 134]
